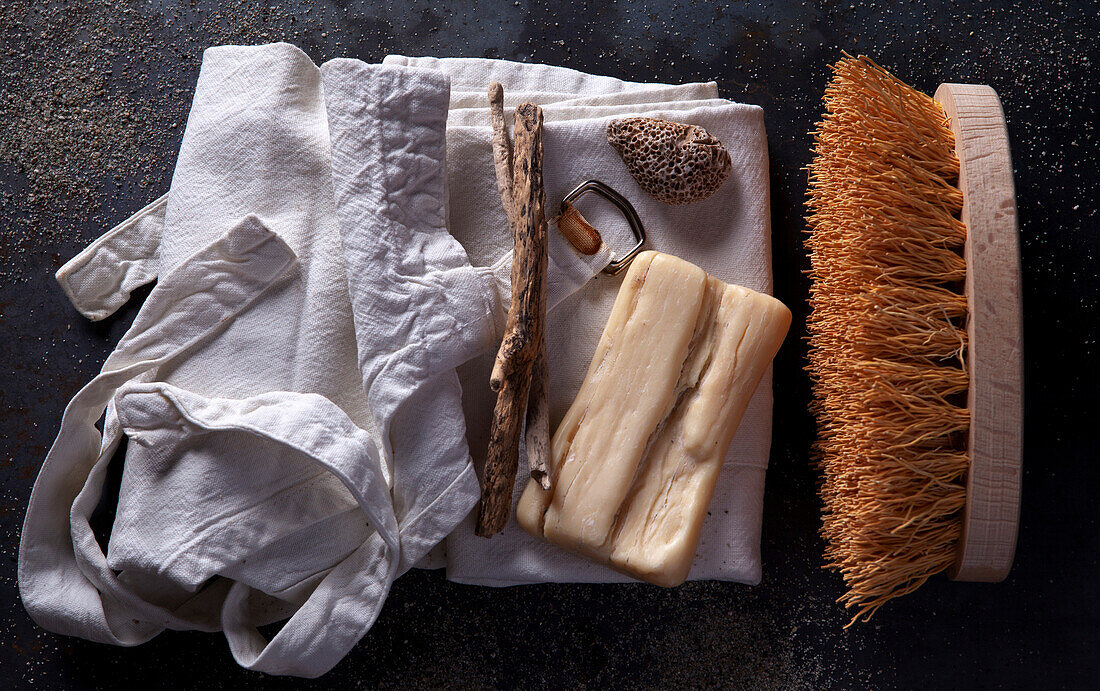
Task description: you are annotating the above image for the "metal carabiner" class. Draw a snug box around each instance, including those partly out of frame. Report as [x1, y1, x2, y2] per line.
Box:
[560, 180, 647, 276]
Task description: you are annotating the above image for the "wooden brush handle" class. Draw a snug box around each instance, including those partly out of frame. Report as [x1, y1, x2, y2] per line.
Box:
[934, 83, 1023, 582]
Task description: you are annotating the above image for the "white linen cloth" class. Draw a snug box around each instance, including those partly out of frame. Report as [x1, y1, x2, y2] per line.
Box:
[381, 56, 775, 587]
[19, 44, 416, 677]
[18, 43, 773, 678]
[18, 44, 603, 678]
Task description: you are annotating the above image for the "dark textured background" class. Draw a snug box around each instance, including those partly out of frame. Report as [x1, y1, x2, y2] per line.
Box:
[2, 1, 1096, 688]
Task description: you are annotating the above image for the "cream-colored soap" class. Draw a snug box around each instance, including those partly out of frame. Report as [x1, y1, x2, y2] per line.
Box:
[516, 251, 791, 586]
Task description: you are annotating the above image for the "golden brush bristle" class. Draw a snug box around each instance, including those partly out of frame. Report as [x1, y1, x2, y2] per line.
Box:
[805, 54, 970, 625]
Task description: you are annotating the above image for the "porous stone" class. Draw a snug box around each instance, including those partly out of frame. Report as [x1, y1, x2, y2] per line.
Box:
[606, 117, 732, 205]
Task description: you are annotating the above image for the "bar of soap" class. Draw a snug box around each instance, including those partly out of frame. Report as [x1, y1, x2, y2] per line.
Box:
[516, 251, 791, 586]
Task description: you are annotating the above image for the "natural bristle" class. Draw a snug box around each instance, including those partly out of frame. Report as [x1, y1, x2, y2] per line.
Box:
[805, 54, 970, 625]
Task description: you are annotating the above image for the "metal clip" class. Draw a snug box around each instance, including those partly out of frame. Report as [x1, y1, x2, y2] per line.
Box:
[560, 180, 646, 276]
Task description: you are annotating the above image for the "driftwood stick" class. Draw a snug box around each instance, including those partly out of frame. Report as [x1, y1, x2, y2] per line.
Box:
[487, 82, 552, 491]
[488, 82, 515, 227]
[476, 102, 548, 537]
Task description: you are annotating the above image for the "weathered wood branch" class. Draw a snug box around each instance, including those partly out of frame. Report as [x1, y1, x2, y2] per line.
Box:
[487, 83, 552, 492]
[488, 82, 516, 228]
[476, 101, 548, 536]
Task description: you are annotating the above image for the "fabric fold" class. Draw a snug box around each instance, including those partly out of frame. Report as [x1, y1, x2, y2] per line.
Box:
[20, 215, 298, 646]
[55, 194, 167, 321]
[112, 382, 399, 677]
[321, 59, 484, 574]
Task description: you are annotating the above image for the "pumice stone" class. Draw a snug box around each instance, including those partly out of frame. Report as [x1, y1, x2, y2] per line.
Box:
[606, 117, 732, 205]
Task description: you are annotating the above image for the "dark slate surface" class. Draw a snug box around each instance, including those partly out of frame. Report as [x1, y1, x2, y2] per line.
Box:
[2, 1, 1096, 688]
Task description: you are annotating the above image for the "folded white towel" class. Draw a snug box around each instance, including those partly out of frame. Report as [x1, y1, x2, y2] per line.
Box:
[382, 56, 775, 587]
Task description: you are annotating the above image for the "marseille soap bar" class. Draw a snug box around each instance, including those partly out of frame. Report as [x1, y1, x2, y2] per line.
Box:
[516, 251, 790, 586]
